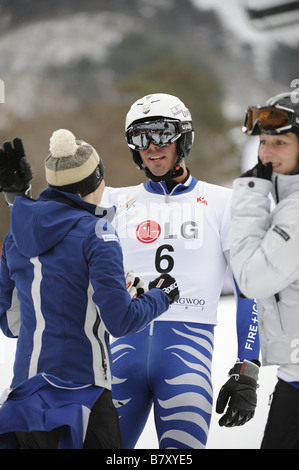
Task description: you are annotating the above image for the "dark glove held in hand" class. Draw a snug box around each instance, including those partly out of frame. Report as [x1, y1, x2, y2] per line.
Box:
[216, 359, 259, 427]
[149, 273, 179, 304]
[241, 157, 272, 180]
[0, 138, 32, 192]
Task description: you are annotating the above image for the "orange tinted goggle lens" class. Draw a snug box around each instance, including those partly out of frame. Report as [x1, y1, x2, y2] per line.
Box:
[246, 107, 292, 132]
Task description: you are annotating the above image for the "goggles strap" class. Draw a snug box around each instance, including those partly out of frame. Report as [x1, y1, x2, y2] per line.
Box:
[244, 106, 296, 134]
[128, 120, 192, 150]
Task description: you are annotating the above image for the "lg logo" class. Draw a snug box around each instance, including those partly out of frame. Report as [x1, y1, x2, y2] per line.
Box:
[136, 220, 161, 244]
[136, 219, 199, 244]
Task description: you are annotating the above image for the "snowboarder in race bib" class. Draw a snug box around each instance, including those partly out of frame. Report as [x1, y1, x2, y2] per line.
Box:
[101, 93, 260, 448]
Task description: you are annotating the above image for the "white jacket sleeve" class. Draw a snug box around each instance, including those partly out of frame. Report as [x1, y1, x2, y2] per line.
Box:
[230, 177, 299, 299]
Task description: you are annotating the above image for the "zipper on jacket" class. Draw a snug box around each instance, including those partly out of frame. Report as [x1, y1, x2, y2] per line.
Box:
[274, 176, 279, 203]
[93, 312, 108, 379]
[274, 292, 285, 334]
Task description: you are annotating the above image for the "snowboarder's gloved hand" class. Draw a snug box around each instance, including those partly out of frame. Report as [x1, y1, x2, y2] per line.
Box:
[149, 273, 179, 304]
[0, 138, 32, 205]
[216, 359, 260, 427]
[124, 265, 147, 299]
[240, 157, 272, 180]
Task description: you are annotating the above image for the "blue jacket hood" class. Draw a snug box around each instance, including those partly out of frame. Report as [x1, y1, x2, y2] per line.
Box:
[10, 188, 98, 258]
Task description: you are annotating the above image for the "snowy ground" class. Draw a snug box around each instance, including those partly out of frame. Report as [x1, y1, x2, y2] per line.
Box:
[0, 295, 277, 449]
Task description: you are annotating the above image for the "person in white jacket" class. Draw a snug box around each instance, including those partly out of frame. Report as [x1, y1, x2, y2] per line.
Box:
[230, 91, 299, 449]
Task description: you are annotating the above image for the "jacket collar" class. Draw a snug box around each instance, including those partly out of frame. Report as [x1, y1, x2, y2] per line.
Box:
[271, 172, 299, 203]
[144, 173, 197, 196]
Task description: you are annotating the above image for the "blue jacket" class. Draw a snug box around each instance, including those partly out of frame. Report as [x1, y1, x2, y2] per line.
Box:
[0, 188, 169, 388]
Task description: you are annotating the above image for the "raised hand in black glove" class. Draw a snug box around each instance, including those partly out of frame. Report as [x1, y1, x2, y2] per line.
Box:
[241, 157, 272, 180]
[0, 138, 32, 193]
[149, 273, 179, 304]
[216, 359, 260, 427]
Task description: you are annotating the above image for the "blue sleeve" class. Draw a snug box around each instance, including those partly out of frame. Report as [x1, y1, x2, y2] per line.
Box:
[234, 278, 260, 362]
[0, 238, 20, 338]
[87, 220, 169, 338]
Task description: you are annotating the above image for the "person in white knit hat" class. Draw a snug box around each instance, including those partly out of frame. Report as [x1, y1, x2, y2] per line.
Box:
[0, 129, 179, 449]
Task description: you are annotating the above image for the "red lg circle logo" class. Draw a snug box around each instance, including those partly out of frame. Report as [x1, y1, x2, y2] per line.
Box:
[136, 220, 161, 243]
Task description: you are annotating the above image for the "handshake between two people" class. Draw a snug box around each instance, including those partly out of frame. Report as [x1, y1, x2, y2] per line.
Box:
[124, 266, 179, 305]
[1, 137, 260, 429]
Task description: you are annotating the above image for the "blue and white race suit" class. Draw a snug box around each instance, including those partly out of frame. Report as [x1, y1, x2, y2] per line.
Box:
[102, 174, 259, 449]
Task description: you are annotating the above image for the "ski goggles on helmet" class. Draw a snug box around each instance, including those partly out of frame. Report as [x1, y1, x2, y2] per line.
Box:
[126, 119, 193, 151]
[243, 105, 299, 135]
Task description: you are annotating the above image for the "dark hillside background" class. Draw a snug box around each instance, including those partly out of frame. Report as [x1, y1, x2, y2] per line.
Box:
[0, 0, 298, 242]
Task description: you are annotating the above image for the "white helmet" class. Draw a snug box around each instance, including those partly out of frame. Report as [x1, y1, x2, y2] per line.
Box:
[125, 93, 194, 181]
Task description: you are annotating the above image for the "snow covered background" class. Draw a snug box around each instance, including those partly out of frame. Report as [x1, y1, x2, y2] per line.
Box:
[0, 294, 277, 450]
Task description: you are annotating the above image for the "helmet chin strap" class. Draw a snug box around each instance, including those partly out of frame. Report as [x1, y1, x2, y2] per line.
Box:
[143, 153, 184, 183]
[144, 164, 184, 182]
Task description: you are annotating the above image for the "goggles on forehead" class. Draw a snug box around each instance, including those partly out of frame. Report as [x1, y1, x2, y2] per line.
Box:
[243, 105, 299, 135]
[126, 119, 193, 151]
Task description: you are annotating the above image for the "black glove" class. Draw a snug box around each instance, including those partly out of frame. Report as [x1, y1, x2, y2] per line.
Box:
[0, 138, 32, 192]
[241, 157, 272, 180]
[149, 273, 179, 304]
[216, 359, 260, 427]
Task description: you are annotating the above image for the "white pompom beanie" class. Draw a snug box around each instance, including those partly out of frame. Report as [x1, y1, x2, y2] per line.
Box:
[45, 129, 104, 197]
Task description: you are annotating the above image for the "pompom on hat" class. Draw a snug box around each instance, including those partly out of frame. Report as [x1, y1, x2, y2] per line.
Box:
[45, 129, 104, 198]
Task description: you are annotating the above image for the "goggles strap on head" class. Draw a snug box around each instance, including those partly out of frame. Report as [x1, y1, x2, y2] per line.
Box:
[243, 105, 298, 135]
[127, 119, 192, 151]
